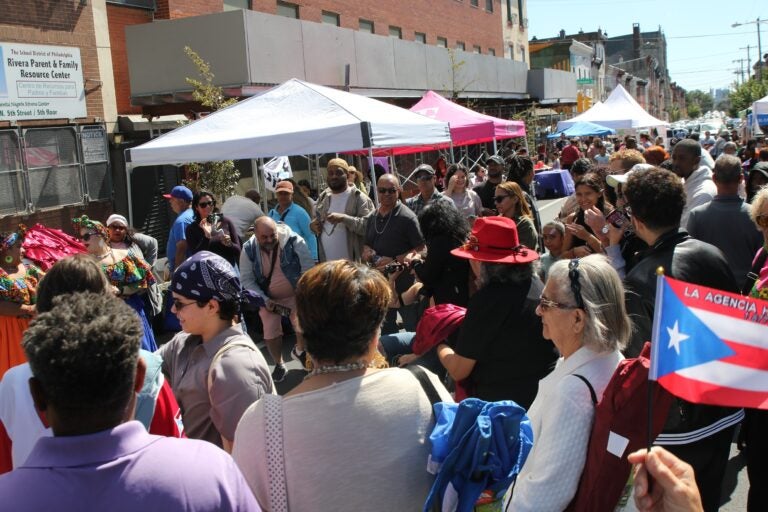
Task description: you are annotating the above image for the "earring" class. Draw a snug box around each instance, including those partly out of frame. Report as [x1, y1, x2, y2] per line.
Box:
[4, 255, 13, 264]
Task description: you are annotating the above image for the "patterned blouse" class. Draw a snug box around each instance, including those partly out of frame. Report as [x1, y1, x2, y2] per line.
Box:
[102, 253, 155, 291]
[748, 247, 768, 301]
[0, 265, 43, 305]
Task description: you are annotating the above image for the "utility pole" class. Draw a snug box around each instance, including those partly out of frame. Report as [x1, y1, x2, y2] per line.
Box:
[733, 59, 747, 84]
[739, 44, 753, 78]
[732, 17, 767, 80]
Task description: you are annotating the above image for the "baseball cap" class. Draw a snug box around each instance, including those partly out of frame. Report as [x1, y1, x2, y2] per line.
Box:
[163, 185, 193, 201]
[485, 155, 504, 166]
[413, 163, 435, 176]
[275, 180, 294, 193]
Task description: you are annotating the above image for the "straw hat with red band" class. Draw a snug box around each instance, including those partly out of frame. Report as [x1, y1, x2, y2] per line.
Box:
[450, 216, 539, 264]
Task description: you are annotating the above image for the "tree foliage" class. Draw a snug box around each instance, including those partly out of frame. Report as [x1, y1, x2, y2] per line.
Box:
[685, 90, 713, 118]
[728, 76, 768, 117]
[181, 46, 240, 199]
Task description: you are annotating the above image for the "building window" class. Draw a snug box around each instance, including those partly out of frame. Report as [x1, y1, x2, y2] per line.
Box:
[456, 42, 465, 51]
[508, 43, 515, 59]
[486, 0, 493, 12]
[415, 32, 426, 43]
[276, 1, 299, 18]
[389, 26, 402, 39]
[473, 45, 482, 54]
[437, 36, 448, 48]
[321, 11, 340, 26]
[488, 48, 495, 56]
[470, 0, 479, 6]
[359, 19, 374, 33]
[520, 45, 526, 63]
[223, 0, 250, 11]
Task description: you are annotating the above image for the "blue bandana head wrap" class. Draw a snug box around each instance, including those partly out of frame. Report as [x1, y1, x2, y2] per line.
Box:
[172, 251, 264, 309]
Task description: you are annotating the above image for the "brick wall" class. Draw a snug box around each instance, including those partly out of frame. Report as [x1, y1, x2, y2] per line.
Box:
[0, 0, 105, 121]
[250, 0, 505, 54]
[158, 0, 224, 19]
[0, 202, 113, 234]
[107, 4, 154, 115]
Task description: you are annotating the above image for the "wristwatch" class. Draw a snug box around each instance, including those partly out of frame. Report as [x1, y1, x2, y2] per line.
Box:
[601, 224, 610, 235]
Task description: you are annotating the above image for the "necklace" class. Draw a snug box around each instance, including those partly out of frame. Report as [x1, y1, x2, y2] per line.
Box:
[374, 209, 394, 235]
[304, 360, 376, 380]
[95, 248, 114, 260]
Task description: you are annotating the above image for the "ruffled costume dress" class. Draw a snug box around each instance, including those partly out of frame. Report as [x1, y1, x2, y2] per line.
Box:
[102, 254, 157, 352]
[0, 265, 43, 378]
[21, 224, 86, 271]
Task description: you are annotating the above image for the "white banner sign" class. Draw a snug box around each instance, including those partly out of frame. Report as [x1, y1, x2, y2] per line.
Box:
[0, 42, 86, 121]
[262, 156, 293, 192]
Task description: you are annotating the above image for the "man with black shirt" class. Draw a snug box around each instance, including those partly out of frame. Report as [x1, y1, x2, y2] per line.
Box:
[474, 155, 506, 214]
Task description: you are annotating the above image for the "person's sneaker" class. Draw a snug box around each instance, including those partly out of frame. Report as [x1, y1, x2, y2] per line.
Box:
[271, 363, 287, 383]
[291, 346, 309, 370]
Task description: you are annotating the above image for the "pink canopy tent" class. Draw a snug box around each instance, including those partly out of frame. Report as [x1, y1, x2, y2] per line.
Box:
[352, 91, 526, 156]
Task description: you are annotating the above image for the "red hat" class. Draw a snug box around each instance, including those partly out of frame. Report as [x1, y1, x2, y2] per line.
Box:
[451, 216, 539, 264]
[275, 181, 294, 193]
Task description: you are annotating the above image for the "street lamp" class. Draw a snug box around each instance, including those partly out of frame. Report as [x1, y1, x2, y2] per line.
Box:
[732, 17, 768, 80]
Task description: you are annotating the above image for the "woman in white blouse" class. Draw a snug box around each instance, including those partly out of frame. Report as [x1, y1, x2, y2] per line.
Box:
[444, 163, 483, 223]
[510, 254, 630, 511]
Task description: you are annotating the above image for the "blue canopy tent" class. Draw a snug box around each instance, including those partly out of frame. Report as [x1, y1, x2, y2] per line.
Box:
[547, 121, 616, 139]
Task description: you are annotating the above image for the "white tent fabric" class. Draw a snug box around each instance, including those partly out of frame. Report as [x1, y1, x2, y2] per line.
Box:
[753, 94, 768, 127]
[557, 85, 668, 131]
[126, 79, 451, 166]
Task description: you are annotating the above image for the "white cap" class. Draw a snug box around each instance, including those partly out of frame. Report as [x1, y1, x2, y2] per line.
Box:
[106, 214, 128, 227]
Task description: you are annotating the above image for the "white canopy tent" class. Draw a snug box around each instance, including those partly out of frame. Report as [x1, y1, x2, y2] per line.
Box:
[125, 78, 451, 222]
[556, 84, 668, 131]
[126, 78, 451, 165]
[752, 94, 768, 134]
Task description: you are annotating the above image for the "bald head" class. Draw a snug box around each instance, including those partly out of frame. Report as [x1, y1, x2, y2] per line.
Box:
[377, 173, 400, 188]
[254, 216, 277, 251]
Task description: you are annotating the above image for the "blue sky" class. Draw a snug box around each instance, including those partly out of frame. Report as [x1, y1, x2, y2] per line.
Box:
[526, 0, 765, 93]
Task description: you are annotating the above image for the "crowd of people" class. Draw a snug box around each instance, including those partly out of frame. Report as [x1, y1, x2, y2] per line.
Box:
[0, 127, 766, 511]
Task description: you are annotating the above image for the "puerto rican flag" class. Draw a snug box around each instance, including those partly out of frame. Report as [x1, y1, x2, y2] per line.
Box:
[649, 275, 768, 410]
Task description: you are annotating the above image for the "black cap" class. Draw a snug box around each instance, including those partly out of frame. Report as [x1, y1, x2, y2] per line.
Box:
[485, 155, 504, 166]
[413, 163, 435, 176]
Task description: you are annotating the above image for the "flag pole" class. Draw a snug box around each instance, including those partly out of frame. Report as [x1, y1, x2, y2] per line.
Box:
[648, 266, 665, 452]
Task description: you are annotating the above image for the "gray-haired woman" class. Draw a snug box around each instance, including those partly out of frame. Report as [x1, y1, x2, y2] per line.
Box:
[511, 254, 631, 511]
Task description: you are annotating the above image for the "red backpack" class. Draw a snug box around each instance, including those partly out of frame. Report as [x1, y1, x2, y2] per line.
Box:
[566, 342, 674, 511]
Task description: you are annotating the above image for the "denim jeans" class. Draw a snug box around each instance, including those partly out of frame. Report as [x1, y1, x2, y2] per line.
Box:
[379, 331, 446, 379]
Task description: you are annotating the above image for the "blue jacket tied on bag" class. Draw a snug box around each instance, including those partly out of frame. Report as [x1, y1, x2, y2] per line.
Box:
[425, 398, 534, 512]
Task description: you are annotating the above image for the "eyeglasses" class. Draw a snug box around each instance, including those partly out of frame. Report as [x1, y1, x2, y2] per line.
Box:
[82, 232, 100, 242]
[198, 201, 215, 208]
[493, 195, 510, 204]
[377, 187, 397, 195]
[108, 225, 126, 231]
[568, 259, 586, 310]
[172, 299, 199, 311]
[538, 295, 578, 311]
[756, 214, 768, 228]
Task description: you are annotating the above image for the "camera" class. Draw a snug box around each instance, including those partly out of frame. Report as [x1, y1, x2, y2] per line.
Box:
[605, 209, 630, 228]
[382, 260, 409, 276]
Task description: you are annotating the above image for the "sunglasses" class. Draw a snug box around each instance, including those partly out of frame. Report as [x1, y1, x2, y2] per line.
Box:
[198, 201, 215, 208]
[756, 214, 768, 228]
[568, 259, 586, 310]
[416, 174, 434, 181]
[172, 299, 199, 311]
[327, 169, 347, 177]
[377, 187, 397, 195]
[108, 225, 126, 231]
[493, 195, 510, 204]
[538, 295, 578, 311]
[82, 232, 100, 242]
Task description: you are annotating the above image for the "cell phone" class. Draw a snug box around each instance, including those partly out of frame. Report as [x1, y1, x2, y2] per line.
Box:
[605, 209, 630, 228]
[270, 302, 292, 317]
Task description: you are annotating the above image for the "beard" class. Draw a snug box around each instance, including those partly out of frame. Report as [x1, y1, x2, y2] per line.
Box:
[260, 239, 278, 252]
[329, 178, 348, 192]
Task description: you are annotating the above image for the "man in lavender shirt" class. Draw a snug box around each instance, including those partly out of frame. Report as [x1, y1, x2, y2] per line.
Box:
[0, 292, 260, 512]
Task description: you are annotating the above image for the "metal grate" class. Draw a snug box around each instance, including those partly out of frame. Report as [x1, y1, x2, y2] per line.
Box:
[24, 128, 83, 209]
[0, 130, 25, 214]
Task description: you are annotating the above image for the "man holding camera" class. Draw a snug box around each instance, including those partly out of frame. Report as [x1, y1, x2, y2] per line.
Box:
[240, 217, 314, 382]
[329, 174, 425, 334]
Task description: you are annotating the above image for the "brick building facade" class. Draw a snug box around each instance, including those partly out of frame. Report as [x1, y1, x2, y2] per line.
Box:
[0, 0, 115, 232]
